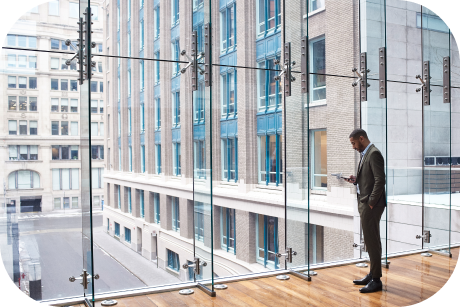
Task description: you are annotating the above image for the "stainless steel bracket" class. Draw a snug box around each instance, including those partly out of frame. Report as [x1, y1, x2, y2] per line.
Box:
[443, 56, 451, 103]
[352, 52, 370, 102]
[274, 43, 296, 97]
[180, 31, 204, 92]
[301, 36, 309, 94]
[379, 47, 387, 99]
[416, 230, 431, 244]
[353, 240, 367, 252]
[276, 247, 297, 263]
[69, 269, 99, 290]
[204, 23, 212, 87]
[182, 257, 207, 276]
[416, 61, 431, 105]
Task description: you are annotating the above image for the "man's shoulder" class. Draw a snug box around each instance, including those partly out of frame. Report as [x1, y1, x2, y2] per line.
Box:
[369, 145, 384, 160]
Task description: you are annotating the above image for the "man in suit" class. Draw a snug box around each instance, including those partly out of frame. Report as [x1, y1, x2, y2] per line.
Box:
[345, 128, 386, 293]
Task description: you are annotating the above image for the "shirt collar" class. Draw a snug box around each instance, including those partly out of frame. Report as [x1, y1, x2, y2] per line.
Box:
[361, 142, 373, 156]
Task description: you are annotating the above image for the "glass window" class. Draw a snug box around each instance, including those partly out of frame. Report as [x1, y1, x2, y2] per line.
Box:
[221, 4, 236, 52]
[94, 196, 100, 207]
[100, 122, 104, 137]
[51, 39, 60, 50]
[221, 207, 236, 253]
[172, 197, 180, 231]
[141, 145, 145, 173]
[72, 197, 78, 208]
[7, 35, 16, 46]
[140, 190, 145, 218]
[173, 143, 181, 176]
[60, 98, 68, 112]
[124, 227, 131, 243]
[48, 0, 59, 16]
[194, 202, 205, 242]
[51, 121, 59, 135]
[258, 59, 281, 110]
[154, 52, 160, 84]
[256, 214, 279, 268]
[310, 37, 326, 102]
[115, 222, 120, 237]
[309, 0, 325, 12]
[167, 249, 180, 271]
[91, 100, 98, 113]
[154, 7, 160, 39]
[61, 121, 69, 135]
[221, 71, 237, 118]
[18, 36, 27, 47]
[29, 56, 37, 69]
[19, 120, 27, 135]
[51, 79, 59, 90]
[140, 19, 144, 50]
[29, 37, 37, 48]
[172, 92, 180, 127]
[140, 61, 144, 90]
[257, 0, 281, 36]
[52, 145, 59, 160]
[71, 99, 78, 112]
[98, 62, 102, 72]
[154, 193, 160, 224]
[61, 79, 69, 91]
[8, 97, 17, 111]
[222, 138, 238, 181]
[9, 146, 18, 160]
[140, 103, 145, 133]
[30, 145, 38, 160]
[19, 145, 28, 160]
[91, 122, 98, 136]
[51, 58, 59, 69]
[51, 98, 59, 112]
[69, 2, 79, 18]
[7, 55, 16, 67]
[18, 77, 27, 89]
[71, 145, 79, 160]
[8, 76, 16, 88]
[19, 96, 27, 111]
[29, 77, 37, 89]
[171, 40, 180, 76]
[91, 81, 98, 92]
[29, 97, 37, 111]
[29, 121, 37, 135]
[70, 80, 78, 91]
[54, 198, 61, 209]
[128, 108, 132, 135]
[258, 134, 283, 186]
[155, 98, 161, 130]
[63, 197, 70, 208]
[156, 144, 162, 174]
[91, 5, 98, 20]
[194, 140, 206, 179]
[9, 120, 17, 135]
[17, 55, 27, 68]
[100, 82, 103, 93]
[312, 130, 327, 189]
[61, 145, 70, 160]
[171, 0, 180, 26]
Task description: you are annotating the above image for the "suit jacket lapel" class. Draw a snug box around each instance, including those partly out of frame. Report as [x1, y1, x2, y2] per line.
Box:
[357, 144, 374, 177]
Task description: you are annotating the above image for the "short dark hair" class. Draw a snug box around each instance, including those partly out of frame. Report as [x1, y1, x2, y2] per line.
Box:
[349, 128, 368, 140]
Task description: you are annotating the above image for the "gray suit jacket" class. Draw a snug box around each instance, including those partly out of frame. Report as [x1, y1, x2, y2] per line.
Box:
[356, 144, 386, 208]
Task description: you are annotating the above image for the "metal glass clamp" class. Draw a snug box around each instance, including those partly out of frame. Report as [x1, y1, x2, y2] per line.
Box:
[352, 52, 370, 102]
[379, 47, 387, 99]
[274, 43, 296, 97]
[69, 269, 99, 290]
[443, 56, 451, 103]
[301, 36, 309, 94]
[204, 23, 212, 87]
[416, 230, 431, 244]
[182, 258, 207, 276]
[276, 247, 297, 263]
[353, 240, 367, 252]
[415, 61, 431, 105]
[180, 31, 204, 92]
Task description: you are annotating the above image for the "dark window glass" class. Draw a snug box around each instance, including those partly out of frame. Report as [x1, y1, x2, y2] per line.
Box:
[100, 82, 103, 92]
[91, 81, 98, 92]
[52, 145, 59, 160]
[61, 79, 68, 91]
[29, 97, 37, 111]
[18, 77, 27, 89]
[8, 96, 16, 111]
[70, 80, 78, 91]
[61, 40, 68, 50]
[71, 146, 78, 159]
[29, 121, 37, 135]
[61, 121, 69, 135]
[51, 39, 60, 49]
[29, 77, 37, 89]
[100, 146, 104, 159]
[51, 121, 59, 135]
[51, 79, 59, 90]
[91, 146, 98, 159]
[19, 121, 27, 135]
[19, 97, 27, 111]
[61, 146, 69, 159]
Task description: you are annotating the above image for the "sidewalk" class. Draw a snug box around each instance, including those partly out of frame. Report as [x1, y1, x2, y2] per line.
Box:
[92, 227, 180, 286]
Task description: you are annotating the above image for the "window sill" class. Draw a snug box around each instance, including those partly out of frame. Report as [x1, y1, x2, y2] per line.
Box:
[51, 159, 80, 162]
[256, 184, 282, 191]
[303, 7, 325, 19]
[166, 267, 180, 276]
[219, 181, 238, 187]
[311, 189, 327, 195]
[6, 160, 43, 163]
[308, 100, 327, 108]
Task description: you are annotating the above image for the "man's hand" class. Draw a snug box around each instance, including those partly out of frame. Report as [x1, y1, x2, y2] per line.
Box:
[369, 204, 374, 209]
[344, 175, 356, 184]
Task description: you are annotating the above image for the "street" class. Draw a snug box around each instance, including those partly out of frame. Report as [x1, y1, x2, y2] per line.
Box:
[1, 210, 180, 301]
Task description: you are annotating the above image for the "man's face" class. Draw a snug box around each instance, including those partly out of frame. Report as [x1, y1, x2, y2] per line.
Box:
[349, 136, 365, 152]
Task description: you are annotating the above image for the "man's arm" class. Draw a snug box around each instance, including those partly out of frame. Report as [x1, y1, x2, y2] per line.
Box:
[368, 151, 385, 207]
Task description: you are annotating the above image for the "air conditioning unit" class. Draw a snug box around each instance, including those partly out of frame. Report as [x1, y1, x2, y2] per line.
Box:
[424, 156, 435, 166]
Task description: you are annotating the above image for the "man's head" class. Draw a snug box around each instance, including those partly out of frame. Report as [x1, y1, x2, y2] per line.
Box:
[349, 129, 370, 153]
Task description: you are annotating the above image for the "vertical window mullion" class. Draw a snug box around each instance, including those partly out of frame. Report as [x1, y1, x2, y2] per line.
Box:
[263, 216, 268, 267]
[276, 134, 280, 185]
[227, 138, 230, 182]
[265, 135, 269, 185]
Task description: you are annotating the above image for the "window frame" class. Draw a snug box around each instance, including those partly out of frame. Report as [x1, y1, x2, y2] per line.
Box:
[258, 134, 283, 186]
[256, 214, 279, 269]
[220, 3, 237, 53]
[309, 36, 326, 104]
[311, 129, 327, 190]
[172, 197, 180, 232]
[221, 207, 236, 254]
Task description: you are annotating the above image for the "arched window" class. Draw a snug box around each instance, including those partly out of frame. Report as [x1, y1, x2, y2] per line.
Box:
[8, 170, 40, 189]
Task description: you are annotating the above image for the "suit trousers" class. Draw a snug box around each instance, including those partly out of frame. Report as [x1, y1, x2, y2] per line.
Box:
[358, 199, 385, 278]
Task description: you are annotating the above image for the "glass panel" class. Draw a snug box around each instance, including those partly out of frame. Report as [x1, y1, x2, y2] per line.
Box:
[422, 7, 451, 254]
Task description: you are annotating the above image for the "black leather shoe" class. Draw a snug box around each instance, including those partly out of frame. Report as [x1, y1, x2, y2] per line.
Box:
[353, 273, 372, 285]
[359, 280, 383, 293]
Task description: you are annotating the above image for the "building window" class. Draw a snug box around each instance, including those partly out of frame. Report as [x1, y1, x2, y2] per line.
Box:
[72, 197, 79, 209]
[91, 5, 98, 20]
[222, 138, 237, 182]
[8, 76, 16, 88]
[71, 122, 78, 136]
[140, 61, 145, 91]
[128, 147, 133, 172]
[8, 96, 37, 112]
[117, 185, 121, 209]
[51, 79, 59, 90]
[257, 0, 281, 36]
[167, 249, 180, 271]
[309, 0, 325, 13]
[416, 12, 449, 33]
[172, 197, 180, 232]
[154, 193, 160, 224]
[115, 222, 120, 237]
[194, 82, 205, 123]
[18, 77, 27, 89]
[91, 81, 98, 92]
[221, 70, 237, 118]
[91, 145, 104, 159]
[9, 145, 38, 161]
[141, 145, 146, 173]
[172, 92, 180, 127]
[61, 79, 68, 91]
[69, 2, 79, 18]
[256, 214, 279, 269]
[91, 168, 104, 190]
[173, 143, 181, 176]
[171, 40, 180, 76]
[127, 70, 132, 97]
[128, 188, 132, 214]
[194, 202, 205, 242]
[52, 168, 79, 190]
[258, 134, 283, 186]
[8, 170, 40, 190]
[140, 103, 145, 133]
[29, 121, 37, 135]
[194, 140, 206, 179]
[8, 120, 17, 135]
[51, 57, 59, 70]
[48, 0, 59, 16]
[312, 130, 327, 189]
[310, 37, 326, 102]
[125, 227, 131, 243]
[221, 207, 236, 253]
[154, 52, 160, 84]
[140, 20, 144, 50]
[54, 198, 61, 209]
[71, 99, 78, 112]
[61, 121, 69, 135]
[128, 108, 132, 136]
[7, 35, 37, 48]
[140, 190, 145, 218]
[118, 147, 122, 171]
[171, 0, 179, 26]
[19, 120, 27, 135]
[155, 98, 161, 130]
[220, 3, 236, 53]
[258, 58, 282, 111]
[156, 144, 162, 174]
[52, 145, 79, 160]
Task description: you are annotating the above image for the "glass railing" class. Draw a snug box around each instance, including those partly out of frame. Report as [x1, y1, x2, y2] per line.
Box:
[1, 0, 459, 305]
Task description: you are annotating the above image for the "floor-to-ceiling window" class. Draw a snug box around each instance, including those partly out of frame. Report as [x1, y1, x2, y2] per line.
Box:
[256, 214, 278, 269]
